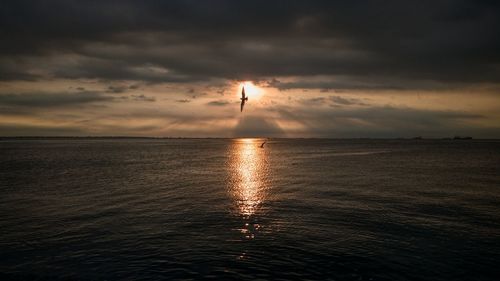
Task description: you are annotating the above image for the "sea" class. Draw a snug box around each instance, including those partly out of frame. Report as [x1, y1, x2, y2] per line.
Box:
[0, 138, 499, 280]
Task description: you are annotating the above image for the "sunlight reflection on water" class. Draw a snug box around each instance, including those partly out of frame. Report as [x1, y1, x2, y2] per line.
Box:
[227, 138, 270, 240]
[228, 138, 269, 216]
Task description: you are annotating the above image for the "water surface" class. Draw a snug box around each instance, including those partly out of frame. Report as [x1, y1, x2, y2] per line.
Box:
[1, 138, 499, 280]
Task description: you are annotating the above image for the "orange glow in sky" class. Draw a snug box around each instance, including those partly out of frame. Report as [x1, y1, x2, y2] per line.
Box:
[238, 81, 264, 100]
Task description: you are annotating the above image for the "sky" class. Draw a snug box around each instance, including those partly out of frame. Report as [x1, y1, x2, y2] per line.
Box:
[1, 0, 499, 138]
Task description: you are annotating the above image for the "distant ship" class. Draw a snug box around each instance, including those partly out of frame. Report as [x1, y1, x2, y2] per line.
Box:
[453, 136, 472, 140]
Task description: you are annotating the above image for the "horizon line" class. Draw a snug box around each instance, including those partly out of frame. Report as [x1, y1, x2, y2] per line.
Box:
[0, 136, 491, 140]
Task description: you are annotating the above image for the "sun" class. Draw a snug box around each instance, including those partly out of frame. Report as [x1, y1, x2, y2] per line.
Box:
[239, 81, 264, 100]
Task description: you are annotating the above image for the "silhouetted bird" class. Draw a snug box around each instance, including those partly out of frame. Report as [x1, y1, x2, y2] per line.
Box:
[260, 141, 266, 148]
[240, 86, 248, 112]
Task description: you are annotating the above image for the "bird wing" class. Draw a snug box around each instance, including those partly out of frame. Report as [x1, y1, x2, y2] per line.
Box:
[241, 87, 246, 99]
[240, 99, 245, 112]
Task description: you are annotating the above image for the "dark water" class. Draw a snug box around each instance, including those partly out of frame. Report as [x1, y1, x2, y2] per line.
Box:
[1, 138, 500, 280]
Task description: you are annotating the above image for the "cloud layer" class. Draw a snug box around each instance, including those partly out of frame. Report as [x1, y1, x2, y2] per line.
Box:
[0, 1, 499, 137]
[2, 0, 500, 86]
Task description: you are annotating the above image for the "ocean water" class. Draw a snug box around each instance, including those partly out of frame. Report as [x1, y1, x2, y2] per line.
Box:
[0, 138, 499, 280]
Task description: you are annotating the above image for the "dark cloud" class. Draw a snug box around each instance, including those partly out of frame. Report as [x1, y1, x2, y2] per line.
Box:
[300, 96, 368, 107]
[131, 94, 155, 102]
[273, 105, 492, 138]
[0, 1, 498, 88]
[0, 91, 114, 108]
[207, 100, 230, 106]
[0, 124, 84, 137]
[265, 77, 475, 91]
[299, 97, 326, 106]
[329, 96, 368, 106]
[107, 85, 128, 93]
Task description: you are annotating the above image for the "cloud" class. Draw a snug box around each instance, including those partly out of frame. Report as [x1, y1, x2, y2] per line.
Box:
[233, 116, 284, 137]
[273, 105, 490, 138]
[106, 85, 128, 93]
[0, 124, 84, 136]
[264, 77, 474, 91]
[329, 96, 368, 106]
[0, 1, 498, 88]
[299, 95, 368, 107]
[131, 94, 155, 102]
[299, 97, 326, 106]
[0, 91, 115, 108]
[207, 100, 230, 106]
[0, 1, 499, 137]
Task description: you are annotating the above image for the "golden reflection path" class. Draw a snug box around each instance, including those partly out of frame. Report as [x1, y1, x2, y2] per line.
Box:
[228, 138, 269, 217]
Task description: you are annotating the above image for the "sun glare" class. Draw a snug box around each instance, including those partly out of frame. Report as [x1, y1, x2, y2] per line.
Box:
[239, 81, 263, 100]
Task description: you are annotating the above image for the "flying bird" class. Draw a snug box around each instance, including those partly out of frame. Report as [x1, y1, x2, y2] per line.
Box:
[240, 86, 248, 112]
[259, 140, 267, 148]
